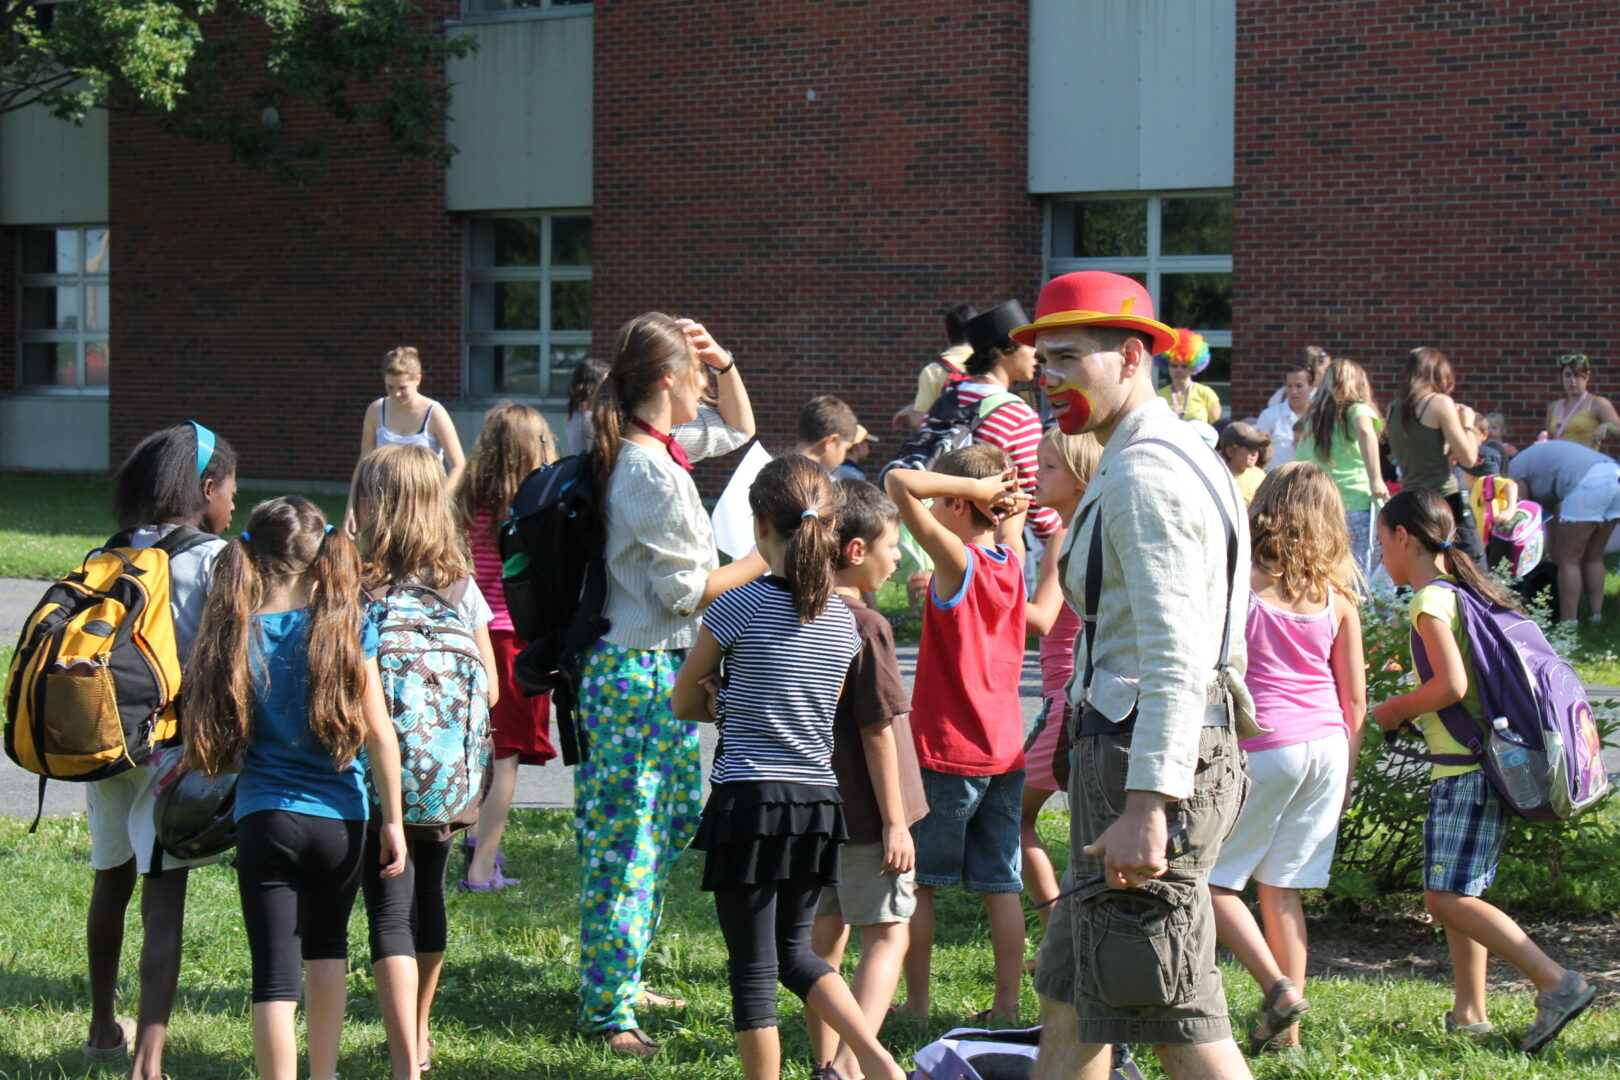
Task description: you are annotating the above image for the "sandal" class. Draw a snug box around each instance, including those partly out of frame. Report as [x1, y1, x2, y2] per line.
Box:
[603, 1027, 660, 1058]
[419, 1036, 434, 1072]
[811, 1065, 849, 1080]
[459, 835, 505, 871]
[967, 1008, 1018, 1029]
[81, 1017, 135, 1061]
[639, 988, 688, 1010]
[1247, 977, 1308, 1057]
[1522, 969, 1595, 1056]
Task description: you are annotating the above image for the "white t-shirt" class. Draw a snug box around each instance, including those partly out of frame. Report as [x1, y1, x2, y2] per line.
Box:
[128, 524, 227, 666]
[1255, 401, 1308, 468]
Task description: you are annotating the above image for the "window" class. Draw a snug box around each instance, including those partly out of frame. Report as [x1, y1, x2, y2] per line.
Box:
[466, 213, 591, 399]
[462, 0, 590, 21]
[17, 226, 110, 390]
[1046, 193, 1232, 384]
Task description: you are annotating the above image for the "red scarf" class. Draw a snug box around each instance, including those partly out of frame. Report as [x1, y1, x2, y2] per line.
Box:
[631, 417, 692, 472]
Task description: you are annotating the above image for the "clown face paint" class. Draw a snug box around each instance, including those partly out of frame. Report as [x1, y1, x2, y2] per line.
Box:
[1043, 374, 1095, 434]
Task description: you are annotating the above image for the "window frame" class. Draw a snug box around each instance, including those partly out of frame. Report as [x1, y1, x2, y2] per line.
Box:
[456, 0, 592, 27]
[462, 210, 592, 403]
[15, 224, 111, 396]
[1043, 191, 1233, 358]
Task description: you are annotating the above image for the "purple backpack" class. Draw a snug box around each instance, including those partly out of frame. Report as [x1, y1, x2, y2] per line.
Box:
[1392, 580, 1609, 821]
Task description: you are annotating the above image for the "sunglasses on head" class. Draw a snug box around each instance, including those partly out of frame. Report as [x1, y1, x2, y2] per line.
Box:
[1559, 354, 1589, 368]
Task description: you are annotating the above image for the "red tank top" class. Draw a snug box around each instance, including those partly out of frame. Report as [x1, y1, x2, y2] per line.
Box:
[910, 544, 1027, 776]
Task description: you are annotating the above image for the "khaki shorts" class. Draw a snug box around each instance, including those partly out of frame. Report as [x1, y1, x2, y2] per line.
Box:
[815, 842, 917, 926]
[87, 760, 222, 876]
[1033, 725, 1245, 1046]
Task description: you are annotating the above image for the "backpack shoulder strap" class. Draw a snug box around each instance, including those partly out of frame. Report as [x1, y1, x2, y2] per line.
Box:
[1391, 579, 1487, 766]
[153, 525, 216, 560]
[973, 390, 1022, 423]
[1080, 437, 1240, 693]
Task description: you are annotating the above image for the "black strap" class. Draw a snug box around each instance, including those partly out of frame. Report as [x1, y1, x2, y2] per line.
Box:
[29, 776, 45, 834]
[1081, 437, 1240, 696]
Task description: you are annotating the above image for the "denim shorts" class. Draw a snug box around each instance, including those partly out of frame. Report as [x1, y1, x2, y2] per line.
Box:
[911, 767, 1024, 893]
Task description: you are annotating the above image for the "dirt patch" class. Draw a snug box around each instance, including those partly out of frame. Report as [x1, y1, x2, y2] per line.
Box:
[1304, 910, 1620, 1001]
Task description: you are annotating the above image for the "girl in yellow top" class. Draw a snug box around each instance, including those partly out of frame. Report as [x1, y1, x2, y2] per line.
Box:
[1372, 488, 1593, 1055]
[1544, 353, 1619, 449]
[1215, 421, 1271, 505]
[1155, 330, 1223, 423]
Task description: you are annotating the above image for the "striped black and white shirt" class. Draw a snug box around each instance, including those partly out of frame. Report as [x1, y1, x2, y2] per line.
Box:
[705, 576, 861, 786]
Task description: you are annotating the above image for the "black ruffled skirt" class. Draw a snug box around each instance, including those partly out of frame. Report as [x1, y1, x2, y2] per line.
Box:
[693, 781, 845, 892]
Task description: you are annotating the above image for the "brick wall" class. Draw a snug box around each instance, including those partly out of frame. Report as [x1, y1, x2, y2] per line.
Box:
[107, 9, 461, 483]
[592, 0, 1041, 484]
[1232, 1, 1620, 443]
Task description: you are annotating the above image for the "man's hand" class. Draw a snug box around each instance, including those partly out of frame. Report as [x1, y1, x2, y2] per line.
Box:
[1081, 790, 1170, 890]
[880, 823, 915, 875]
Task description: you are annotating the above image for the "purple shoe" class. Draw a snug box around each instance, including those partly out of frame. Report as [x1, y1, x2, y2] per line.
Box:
[458, 870, 520, 892]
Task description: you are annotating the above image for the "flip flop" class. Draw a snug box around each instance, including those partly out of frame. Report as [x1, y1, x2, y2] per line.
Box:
[81, 1017, 134, 1062]
[1445, 1011, 1494, 1037]
[1247, 977, 1308, 1057]
[602, 1027, 660, 1058]
[639, 988, 688, 1010]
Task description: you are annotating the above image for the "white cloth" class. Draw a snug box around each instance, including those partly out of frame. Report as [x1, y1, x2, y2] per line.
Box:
[87, 754, 221, 874]
[1556, 461, 1620, 523]
[1255, 401, 1308, 468]
[710, 442, 773, 560]
[1208, 733, 1348, 890]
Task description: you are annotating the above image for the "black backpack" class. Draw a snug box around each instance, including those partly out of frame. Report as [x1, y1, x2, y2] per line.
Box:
[880, 381, 1022, 480]
[500, 452, 609, 765]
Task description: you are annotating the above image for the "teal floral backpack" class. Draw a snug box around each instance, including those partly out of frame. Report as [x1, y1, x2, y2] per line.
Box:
[361, 581, 491, 826]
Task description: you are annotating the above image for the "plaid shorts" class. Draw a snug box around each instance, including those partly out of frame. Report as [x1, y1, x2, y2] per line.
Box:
[1423, 770, 1506, 896]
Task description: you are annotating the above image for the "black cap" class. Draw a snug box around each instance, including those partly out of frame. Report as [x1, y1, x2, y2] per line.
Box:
[964, 300, 1030, 356]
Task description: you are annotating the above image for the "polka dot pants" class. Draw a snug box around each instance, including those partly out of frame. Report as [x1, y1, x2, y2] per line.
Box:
[572, 641, 701, 1033]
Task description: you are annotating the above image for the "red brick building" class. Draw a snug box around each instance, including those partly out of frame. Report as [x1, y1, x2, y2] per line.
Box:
[2, 0, 1615, 480]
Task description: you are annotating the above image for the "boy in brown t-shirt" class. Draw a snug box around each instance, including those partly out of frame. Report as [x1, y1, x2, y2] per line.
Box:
[806, 480, 930, 1079]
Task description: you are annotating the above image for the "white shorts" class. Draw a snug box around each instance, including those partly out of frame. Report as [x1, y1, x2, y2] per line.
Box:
[86, 759, 221, 875]
[1209, 733, 1348, 891]
[1557, 461, 1620, 524]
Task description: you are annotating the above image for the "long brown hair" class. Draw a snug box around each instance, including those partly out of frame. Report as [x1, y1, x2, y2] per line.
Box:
[749, 455, 842, 622]
[184, 497, 369, 776]
[1379, 487, 1520, 611]
[456, 400, 556, 542]
[1249, 462, 1363, 603]
[354, 443, 471, 590]
[1395, 346, 1455, 421]
[590, 313, 695, 494]
[1306, 357, 1379, 464]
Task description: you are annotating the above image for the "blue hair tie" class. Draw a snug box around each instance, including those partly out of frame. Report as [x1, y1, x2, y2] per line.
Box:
[324, 524, 335, 535]
[800, 509, 818, 522]
[239, 531, 250, 542]
[1440, 540, 1453, 550]
[189, 421, 216, 478]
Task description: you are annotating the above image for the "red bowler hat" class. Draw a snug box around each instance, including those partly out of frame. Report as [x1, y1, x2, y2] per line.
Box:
[1010, 271, 1178, 356]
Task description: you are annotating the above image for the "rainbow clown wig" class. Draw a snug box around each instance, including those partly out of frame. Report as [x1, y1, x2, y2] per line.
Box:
[1155, 330, 1211, 376]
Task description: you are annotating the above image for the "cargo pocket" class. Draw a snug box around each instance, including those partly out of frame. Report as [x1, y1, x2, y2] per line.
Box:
[42, 662, 123, 760]
[1077, 878, 1198, 1009]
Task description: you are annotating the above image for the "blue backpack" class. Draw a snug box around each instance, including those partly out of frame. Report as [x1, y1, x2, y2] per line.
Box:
[1390, 580, 1610, 821]
[362, 581, 491, 826]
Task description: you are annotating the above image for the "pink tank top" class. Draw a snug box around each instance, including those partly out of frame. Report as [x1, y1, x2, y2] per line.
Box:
[1240, 589, 1346, 752]
[1038, 601, 1082, 701]
[467, 505, 513, 633]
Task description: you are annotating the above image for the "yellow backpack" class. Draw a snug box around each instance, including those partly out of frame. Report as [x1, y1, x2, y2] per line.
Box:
[4, 528, 214, 824]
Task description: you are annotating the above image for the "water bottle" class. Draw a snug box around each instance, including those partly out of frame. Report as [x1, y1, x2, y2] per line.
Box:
[1487, 717, 1547, 810]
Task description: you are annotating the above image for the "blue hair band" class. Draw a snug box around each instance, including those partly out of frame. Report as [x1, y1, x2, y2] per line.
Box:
[1440, 540, 1453, 550]
[800, 509, 818, 521]
[189, 421, 216, 478]
[239, 531, 250, 542]
[325, 524, 335, 535]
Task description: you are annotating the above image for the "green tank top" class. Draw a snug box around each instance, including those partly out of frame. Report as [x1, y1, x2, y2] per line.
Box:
[1387, 394, 1458, 495]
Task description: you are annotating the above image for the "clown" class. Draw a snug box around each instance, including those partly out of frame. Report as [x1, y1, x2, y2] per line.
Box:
[1156, 331, 1223, 424]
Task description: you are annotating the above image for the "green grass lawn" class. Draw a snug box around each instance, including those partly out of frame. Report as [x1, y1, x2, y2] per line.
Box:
[0, 474, 347, 581]
[0, 812, 1616, 1079]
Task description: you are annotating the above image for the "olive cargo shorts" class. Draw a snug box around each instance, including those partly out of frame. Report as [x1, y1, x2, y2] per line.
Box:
[1034, 725, 1245, 1046]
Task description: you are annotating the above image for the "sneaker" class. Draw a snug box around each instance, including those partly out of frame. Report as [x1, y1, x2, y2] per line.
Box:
[1522, 970, 1596, 1056]
[458, 869, 520, 892]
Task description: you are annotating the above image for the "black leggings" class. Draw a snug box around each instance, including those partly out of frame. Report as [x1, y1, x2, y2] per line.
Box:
[1446, 491, 1486, 562]
[360, 830, 454, 962]
[713, 877, 836, 1031]
[236, 810, 364, 1003]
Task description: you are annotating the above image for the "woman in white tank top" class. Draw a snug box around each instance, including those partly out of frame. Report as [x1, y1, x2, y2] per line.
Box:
[344, 346, 466, 535]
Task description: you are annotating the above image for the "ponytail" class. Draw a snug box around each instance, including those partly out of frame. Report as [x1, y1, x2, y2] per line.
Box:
[590, 372, 628, 496]
[750, 455, 841, 622]
[305, 528, 368, 768]
[1378, 488, 1521, 611]
[183, 535, 257, 777]
[592, 313, 698, 497]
